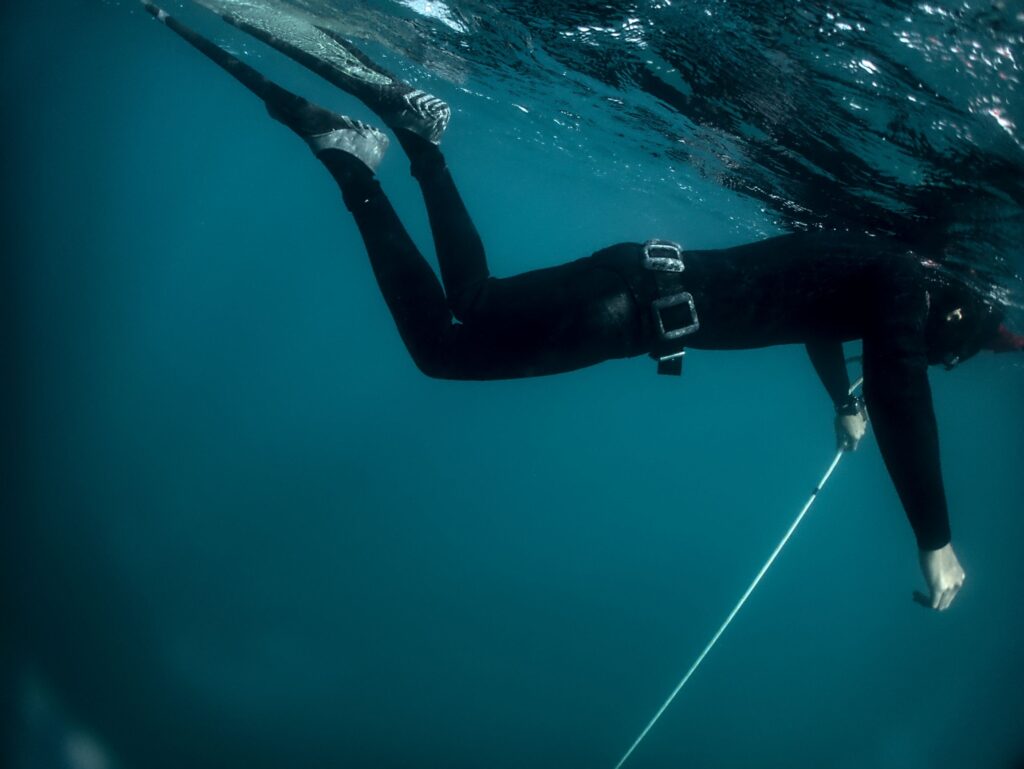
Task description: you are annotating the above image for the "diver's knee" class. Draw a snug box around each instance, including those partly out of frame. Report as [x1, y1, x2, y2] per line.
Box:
[447, 277, 491, 323]
[407, 346, 454, 380]
[414, 359, 448, 379]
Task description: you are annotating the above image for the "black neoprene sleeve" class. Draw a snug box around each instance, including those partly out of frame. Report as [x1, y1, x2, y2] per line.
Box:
[806, 341, 853, 408]
[861, 263, 951, 550]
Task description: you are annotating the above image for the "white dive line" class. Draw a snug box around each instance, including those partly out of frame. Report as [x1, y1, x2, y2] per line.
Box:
[613, 378, 863, 769]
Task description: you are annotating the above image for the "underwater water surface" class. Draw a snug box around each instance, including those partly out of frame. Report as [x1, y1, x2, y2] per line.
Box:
[4, 1, 1024, 768]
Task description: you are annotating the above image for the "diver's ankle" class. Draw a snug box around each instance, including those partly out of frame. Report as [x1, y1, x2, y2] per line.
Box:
[395, 128, 446, 176]
[318, 147, 376, 181]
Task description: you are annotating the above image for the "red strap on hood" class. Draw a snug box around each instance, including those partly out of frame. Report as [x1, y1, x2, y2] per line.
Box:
[986, 323, 1024, 353]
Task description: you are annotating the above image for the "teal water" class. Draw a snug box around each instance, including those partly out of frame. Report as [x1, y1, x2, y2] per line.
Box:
[5, 2, 1024, 768]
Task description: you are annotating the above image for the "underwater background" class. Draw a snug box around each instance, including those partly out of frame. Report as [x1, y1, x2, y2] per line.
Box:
[4, 1, 1024, 767]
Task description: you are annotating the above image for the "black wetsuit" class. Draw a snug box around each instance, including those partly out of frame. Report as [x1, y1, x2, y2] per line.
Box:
[325, 136, 1001, 553]
[147, 0, 995, 554]
[143, 1, 1013, 552]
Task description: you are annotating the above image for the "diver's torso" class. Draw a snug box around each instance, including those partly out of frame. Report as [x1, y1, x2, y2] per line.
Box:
[677, 231, 918, 350]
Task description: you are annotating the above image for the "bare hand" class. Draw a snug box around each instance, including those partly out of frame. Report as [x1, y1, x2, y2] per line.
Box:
[835, 397, 868, 451]
[914, 543, 965, 611]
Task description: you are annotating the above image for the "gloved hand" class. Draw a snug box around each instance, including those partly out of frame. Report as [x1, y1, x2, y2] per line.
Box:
[914, 543, 966, 611]
[834, 395, 868, 451]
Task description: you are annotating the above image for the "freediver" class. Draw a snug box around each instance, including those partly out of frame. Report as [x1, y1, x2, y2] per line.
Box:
[141, 1, 1023, 613]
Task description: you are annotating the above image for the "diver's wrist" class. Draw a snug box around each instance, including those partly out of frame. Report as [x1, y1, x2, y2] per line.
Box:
[835, 394, 865, 417]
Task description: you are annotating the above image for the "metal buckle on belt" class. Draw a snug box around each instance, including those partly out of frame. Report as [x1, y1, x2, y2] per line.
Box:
[651, 291, 699, 376]
[652, 292, 699, 339]
[640, 239, 695, 376]
[642, 239, 685, 273]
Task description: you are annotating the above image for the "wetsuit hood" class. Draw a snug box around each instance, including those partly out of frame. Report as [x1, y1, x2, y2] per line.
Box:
[923, 270, 1006, 369]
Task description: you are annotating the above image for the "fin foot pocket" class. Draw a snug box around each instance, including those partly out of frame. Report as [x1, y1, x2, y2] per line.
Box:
[306, 122, 389, 172]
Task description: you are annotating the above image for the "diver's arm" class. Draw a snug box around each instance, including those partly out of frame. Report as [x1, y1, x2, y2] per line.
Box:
[863, 341, 966, 609]
[863, 341, 950, 549]
[861, 279, 964, 610]
[805, 340, 851, 408]
[806, 341, 865, 450]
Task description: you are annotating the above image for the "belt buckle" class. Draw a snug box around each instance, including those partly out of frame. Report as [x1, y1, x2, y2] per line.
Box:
[642, 239, 685, 273]
[652, 292, 700, 340]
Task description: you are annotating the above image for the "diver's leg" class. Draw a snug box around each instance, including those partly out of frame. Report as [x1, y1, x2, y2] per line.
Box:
[323, 150, 644, 378]
[144, 5, 646, 379]
[184, 2, 488, 317]
[393, 128, 491, 321]
[318, 155, 645, 380]
[143, 3, 459, 375]
[447, 245, 647, 378]
[319, 151, 466, 377]
[316, 149, 646, 379]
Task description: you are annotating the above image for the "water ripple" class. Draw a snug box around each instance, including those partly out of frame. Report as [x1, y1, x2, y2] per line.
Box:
[236, 0, 1023, 303]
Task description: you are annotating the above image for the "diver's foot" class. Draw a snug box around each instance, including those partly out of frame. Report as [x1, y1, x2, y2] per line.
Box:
[307, 119, 389, 173]
[265, 98, 388, 172]
[370, 83, 450, 146]
[306, 26, 451, 143]
[216, 7, 451, 143]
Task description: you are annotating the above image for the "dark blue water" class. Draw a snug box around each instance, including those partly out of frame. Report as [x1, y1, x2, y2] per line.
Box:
[5, 2, 1023, 768]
